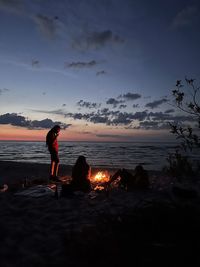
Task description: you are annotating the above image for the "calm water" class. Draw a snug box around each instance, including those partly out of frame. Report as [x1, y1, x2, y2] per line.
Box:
[0, 141, 199, 170]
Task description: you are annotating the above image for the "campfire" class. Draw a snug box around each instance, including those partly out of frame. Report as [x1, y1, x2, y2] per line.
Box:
[90, 171, 110, 191]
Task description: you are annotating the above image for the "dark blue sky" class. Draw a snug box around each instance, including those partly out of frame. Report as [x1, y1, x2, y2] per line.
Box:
[0, 0, 199, 141]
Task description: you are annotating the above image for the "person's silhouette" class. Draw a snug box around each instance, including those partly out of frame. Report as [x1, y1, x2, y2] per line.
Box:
[46, 125, 61, 182]
[108, 164, 149, 191]
[61, 156, 92, 197]
[70, 155, 92, 192]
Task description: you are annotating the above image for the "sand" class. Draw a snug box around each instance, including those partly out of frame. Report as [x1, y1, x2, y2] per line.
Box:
[0, 160, 169, 189]
[0, 160, 200, 266]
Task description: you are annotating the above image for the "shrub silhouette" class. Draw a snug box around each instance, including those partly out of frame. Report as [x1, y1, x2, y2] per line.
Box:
[166, 77, 200, 181]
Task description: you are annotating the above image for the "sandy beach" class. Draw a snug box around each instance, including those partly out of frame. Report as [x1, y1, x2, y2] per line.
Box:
[0, 160, 200, 266]
[0, 160, 169, 189]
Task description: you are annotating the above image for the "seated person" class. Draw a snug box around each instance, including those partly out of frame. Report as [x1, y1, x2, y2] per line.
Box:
[61, 156, 91, 196]
[71, 155, 92, 192]
[108, 164, 149, 191]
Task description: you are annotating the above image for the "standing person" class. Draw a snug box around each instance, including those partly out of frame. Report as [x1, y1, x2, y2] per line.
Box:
[46, 125, 61, 182]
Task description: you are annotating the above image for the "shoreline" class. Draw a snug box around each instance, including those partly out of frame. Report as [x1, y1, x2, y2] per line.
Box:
[0, 160, 171, 190]
[0, 140, 180, 172]
[0, 160, 120, 185]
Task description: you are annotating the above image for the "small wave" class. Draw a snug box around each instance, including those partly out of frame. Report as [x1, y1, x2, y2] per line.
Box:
[0, 141, 199, 171]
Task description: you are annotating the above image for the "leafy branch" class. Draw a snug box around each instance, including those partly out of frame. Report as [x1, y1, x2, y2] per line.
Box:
[170, 77, 200, 151]
[165, 77, 200, 181]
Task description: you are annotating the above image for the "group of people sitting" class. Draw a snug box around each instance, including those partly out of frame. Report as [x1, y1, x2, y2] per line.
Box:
[60, 155, 150, 196]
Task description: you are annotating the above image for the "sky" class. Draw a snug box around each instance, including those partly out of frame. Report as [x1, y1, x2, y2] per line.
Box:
[0, 0, 200, 142]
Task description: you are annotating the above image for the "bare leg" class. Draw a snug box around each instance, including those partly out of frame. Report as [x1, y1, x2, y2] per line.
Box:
[50, 161, 55, 176]
[54, 163, 59, 177]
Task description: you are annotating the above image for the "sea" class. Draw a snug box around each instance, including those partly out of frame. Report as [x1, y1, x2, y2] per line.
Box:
[0, 141, 199, 171]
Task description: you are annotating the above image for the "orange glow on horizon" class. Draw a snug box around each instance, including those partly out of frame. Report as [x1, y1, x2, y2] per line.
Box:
[0, 125, 102, 141]
[0, 125, 170, 142]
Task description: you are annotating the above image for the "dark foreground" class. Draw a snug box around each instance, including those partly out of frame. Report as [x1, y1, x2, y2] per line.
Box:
[0, 186, 200, 267]
[0, 160, 200, 266]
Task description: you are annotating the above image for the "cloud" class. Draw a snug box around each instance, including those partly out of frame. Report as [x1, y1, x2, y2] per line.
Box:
[100, 108, 118, 116]
[90, 115, 109, 124]
[31, 108, 67, 116]
[139, 120, 169, 130]
[133, 104, 139, 108]
[33, 14, 59, 39]
[106, 98, 125, 108]
[119, 104, 127, 109]
[140, 121, 159, 129]
[96, 134, 130, 139]
[72, 30, 124, 50]
[172, 5, 199, 29]
[77, 100, 101, 109]
[96, 70, 106, 76]
[167, 114, 195, 123]
[119, 92, 141, 101]
[0, 0, 23, 14]
[0, 88, 9, 95]
[110, 112, 133, 125]
[32, 59, 40, 67]
[147, 111, 195, 124]
[95, 109, 192, 127]
[5, 58, 76, 78]
[131, 111, 148, 121]
[66, 60, 97, 69]
[32, 108, 147, 126]
[164, 109, 175, 114]
[31, 104, 196, 131]
[30, 119, 71, 130]
[87, 30, 124, 46]
[0, 113, 71, 129]
[63, 112, 93, 121]
[0, 0, 63, 39]
[78, 131, 92, 135]
[145, 98, 168, 109]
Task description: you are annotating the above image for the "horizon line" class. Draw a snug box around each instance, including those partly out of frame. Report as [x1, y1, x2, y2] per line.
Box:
[0, 139, 177, 143]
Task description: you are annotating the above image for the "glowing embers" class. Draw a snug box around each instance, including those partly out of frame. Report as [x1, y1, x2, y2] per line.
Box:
[91, 171, 110, 191]
[92, 171, 110, 183]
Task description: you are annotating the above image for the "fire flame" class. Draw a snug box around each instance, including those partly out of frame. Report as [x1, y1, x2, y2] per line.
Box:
[92, 171, 110, 183]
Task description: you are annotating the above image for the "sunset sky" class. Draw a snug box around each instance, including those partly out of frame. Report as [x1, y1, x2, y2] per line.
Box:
[0, 0, 199, 141]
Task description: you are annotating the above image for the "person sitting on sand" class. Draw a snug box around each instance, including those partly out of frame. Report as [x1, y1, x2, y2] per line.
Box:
[70, 155, 92, 193]
[108, 164, 149, 191]
[61, 156, 92, 196]
[46, 125, 61, 182]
